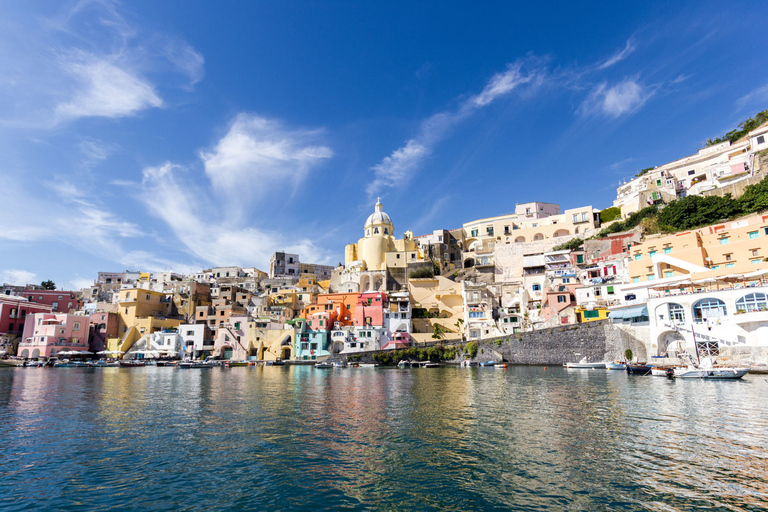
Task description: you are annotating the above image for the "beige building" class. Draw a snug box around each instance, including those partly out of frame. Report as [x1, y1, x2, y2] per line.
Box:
[462, 202, 600, 262]
[407, 276, 463, 343]
[628, 212, 768, 283]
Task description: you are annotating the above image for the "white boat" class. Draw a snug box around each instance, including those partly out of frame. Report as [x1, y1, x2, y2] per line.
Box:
[177, 361, 214, 369]
[314, 361, 334, 369]
[358, 363, 379, 368]
[604, 362, 627, 370]
[565, 358, 605, 369]
[673, 357, 749, 379]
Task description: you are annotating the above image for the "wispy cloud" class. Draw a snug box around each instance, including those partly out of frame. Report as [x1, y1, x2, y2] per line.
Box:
[0, 1, 203, 127]
[579, 78, 651, 118]
[55, 55, 163, 120]
[0, 269, 37, 286]
[598, 39, 636, 70]
[367, 59, 543, 197]
[199, 113, 332, 204]
[140, 162, 330, 267]
[736, 82, 768, 112]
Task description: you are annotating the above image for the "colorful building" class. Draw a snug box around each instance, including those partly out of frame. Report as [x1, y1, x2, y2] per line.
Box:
[18, 313, 90, 359]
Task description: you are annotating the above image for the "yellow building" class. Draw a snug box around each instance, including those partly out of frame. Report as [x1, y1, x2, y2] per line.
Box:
[628, 212, 768, 283]
[344, 200, 420, 271]
[575, 306, 609, 323]
[106, 288, 180, 354]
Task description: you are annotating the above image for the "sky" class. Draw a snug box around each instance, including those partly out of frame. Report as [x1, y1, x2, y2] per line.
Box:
[2, 0, 768, 290]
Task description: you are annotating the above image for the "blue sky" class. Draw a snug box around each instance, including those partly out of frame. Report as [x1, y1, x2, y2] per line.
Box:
[2, 0, 767, 290]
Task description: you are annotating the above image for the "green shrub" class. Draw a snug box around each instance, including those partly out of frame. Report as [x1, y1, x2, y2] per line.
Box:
[465, 342, 478, 359]
[599, 206, 621, 223]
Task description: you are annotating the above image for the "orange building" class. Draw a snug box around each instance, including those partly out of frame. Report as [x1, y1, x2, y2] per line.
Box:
[301, 292, 358, 326]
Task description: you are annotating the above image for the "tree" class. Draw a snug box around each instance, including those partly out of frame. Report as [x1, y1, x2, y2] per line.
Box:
[40, 280, 56, 290]
[432, 323, 445, 340]
[624, 349, 633, 363]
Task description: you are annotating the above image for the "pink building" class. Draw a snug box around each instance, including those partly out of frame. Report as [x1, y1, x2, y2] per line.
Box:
[89, 311, 119, 353]
[354, 292, 387, 327]
[21, 289, 80, 313]
[18, 313, 90, 359]
[0, 296, 52, 355]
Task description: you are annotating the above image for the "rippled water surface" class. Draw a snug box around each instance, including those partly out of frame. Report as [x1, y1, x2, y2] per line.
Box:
[2, 365, 768, 511]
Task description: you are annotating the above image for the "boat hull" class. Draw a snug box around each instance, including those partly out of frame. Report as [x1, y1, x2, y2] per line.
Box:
[626, 364, 653, 375]
[565, 362, 606, 369]
[674, 368, 749, 379]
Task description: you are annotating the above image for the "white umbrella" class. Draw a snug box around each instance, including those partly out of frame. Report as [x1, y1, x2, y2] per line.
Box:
[79, 350, 94, 355]
[97, 350, 109, 355]
[744, 268, 768, 278]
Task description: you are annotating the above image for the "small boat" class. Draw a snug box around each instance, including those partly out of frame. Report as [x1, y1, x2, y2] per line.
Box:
[177, 361, 213, 369]
[0, 359, 20, 367]
[332, 361, 346, 368]
[314, 361, 334, 369]
[358, 363, 379, 368]
[156, 361, 178, 367]
[673, 358, 749, 379]
[626, 364, 653, 375]
[223, 361, 248, 367]
[119, 360, 146, 367]
[605, 361, 627, 370]
[494, 364, 507, 369]
[422, 362, 440, 368]
[22, 360, 46, 368]
[565, 358, 605, 369]
[478, 361, 496, 367]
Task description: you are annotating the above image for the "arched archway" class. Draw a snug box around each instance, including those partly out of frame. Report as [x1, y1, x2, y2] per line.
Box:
[20, 349, 29, 358]
[281, 346, 291, 360]
[373, 275, 384, 291]
[359, 274, 370, 293]
[515, 236, 525, 243]
[464, 258, 474, 269]
[553, 229, 569, 237]
[533, 233, 544, 241]
[657, 330, 685, 356]
[32, 349, 40, 359]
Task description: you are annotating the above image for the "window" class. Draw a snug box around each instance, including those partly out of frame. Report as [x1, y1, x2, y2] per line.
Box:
[57, 295, 63, 300]
[758, 135, 766, 144]
[52, 302, 58, 310]
[664, 247, 672, 254]
[711, 265, 720, 270]
[73, 322, 80, 331]
[664, 271, 673, 278]
[736, 293, 768, 313]
[583, 310, 600, 318]
[634, 254, 641, 260]
[581, 212, 588, 222]
[719, 237, 729, 245]
[693, 298, 727, 322]
[557, 296, 566, 303]
[668, 303, 685, 323]
[374, 227, 379, 234]
[688, 170, 695, 175]
[753, 259, 763, 265]
[532, 284, 541, 291]
[632, 277, 640, 283]
[384, 228, 388, 235]
[576, 255, 584, 264]
[396, 254, 400, 259]
[725, 263, 735, 268]
[572, 214, 579, 223]
[749, 231, 759, 239]
[649, 250, 657, 257]
[470, 229, 478, 237]
[725, 254, 732, 261]
[607, 286, 614, 294]
[753, 250, 759, 257]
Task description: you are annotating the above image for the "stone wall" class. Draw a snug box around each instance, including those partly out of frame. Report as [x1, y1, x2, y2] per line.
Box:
[497, 320, 648, 364]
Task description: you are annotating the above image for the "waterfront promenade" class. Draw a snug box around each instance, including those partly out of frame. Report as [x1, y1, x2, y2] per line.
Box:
[2, 365, 767, 510]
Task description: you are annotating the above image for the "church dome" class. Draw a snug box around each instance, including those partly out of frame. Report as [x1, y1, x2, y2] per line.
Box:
[364, 199, 393, 230]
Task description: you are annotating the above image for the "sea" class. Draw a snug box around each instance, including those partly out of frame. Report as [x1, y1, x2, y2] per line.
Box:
[1, 364, 767, 511]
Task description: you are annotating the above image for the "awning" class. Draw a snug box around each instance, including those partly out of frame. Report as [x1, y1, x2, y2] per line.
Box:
[608, 305, 648, 319]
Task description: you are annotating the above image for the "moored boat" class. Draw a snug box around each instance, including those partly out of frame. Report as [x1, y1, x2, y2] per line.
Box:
[177, 361, 213, 369]
[478, 361, 496, 367]
[673, 358, 749, 379]
[565, 358, 605, 369]
[314, 361, 334, 369]
[626, 364, 653, 375]
[604, 361, 627, 370]
[119, 360, 146, 367]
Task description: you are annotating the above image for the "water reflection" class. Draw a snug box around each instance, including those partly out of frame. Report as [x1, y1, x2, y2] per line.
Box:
[1, 365, 767, 511]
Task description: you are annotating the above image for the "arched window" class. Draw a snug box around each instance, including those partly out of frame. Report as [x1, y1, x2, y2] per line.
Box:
[692, 298, 727, 323]
[668, 303, 685, 323]
[384, 228, 388, 235]
[736, 293, 768, 313]
[374, 227, 379, 234]
[366, 229, 370, 236]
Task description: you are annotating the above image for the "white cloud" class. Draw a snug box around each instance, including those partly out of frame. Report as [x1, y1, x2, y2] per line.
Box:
[598, 39, 636, 70]
[368, 58, 542, 197]
[579, 79, 651, 118]
[69, 277, 94, 290]
[0, 269, 37, 286]
[140, 162, 329, 268]
[199, 113, 333, 199]
[55, 55, 162, 120]
[0, 2, 202, 126]
[736, 82, 768, 112]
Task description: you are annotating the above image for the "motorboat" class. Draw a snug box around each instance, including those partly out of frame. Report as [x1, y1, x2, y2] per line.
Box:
[604, 361, 627, 370]
[265, 360, 285, 366]
[177, 361, 214, 369]
[422, 362, 440, 368]
[626, 364, 653, 375]
[357, 363, 379, 368]
[673, 358, 749, 379]
[565, 358, 605, 369]
[156, 361, 178, 367]
[478, 361, 496, 367]
[314, 361, 334, 369]
[119, 360, 146, 367]
[332, 361, 346, 368]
